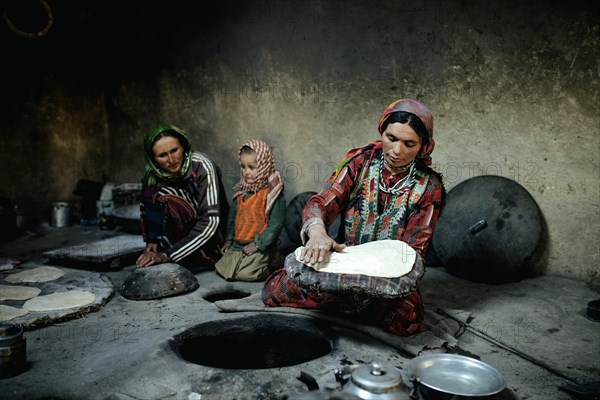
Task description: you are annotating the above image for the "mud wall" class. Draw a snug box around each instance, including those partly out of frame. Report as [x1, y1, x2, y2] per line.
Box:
[1, 0, 598, 283]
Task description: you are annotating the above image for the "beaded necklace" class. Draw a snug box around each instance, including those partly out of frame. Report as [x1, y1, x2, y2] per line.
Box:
[378, 157, 416, 195]
[383, 157, 412, 171]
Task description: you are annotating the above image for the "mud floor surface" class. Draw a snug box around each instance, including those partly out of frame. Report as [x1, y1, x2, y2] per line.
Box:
[0, 224, 598, 400]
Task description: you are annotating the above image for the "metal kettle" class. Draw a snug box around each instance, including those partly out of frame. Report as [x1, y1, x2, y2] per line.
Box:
[341, 363, 410, 400]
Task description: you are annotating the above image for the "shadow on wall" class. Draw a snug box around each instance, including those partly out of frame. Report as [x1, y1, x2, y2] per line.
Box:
[528, 210, 549, 279]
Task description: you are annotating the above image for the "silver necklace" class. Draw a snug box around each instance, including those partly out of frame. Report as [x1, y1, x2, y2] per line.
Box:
[383, 157, 413, 171]
[378, 157, 416, 195]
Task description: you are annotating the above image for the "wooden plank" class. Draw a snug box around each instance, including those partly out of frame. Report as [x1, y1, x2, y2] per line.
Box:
[42, 235, 145, 270]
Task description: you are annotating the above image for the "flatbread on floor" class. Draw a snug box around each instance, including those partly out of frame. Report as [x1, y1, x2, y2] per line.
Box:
[4, 266, 65, 284]
[23, 291, 96, 312]
[0, 284, 42, 301]
[294, 239, 417, 278]
[0, 305, 28, 321]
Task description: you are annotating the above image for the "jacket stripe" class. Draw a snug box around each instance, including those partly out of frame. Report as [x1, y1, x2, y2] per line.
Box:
[169, 152, 220, 261]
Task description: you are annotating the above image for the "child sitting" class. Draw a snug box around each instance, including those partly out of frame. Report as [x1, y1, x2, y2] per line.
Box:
[215, 140, 285, 281]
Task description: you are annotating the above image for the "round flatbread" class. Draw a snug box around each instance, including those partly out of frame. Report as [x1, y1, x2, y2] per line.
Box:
[0, 284, 42, 301]
[23, 291, 96, 312]
[0, 305, 28, 321]
[294, 239, 417, 278]
[4, 266, 65, 283]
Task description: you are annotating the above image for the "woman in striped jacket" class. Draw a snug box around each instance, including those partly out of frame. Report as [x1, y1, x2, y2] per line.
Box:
[136, 124, 229, 269]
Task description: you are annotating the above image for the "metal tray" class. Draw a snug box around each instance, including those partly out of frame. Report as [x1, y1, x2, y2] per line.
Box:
[112, 205, 142, 234]
[406, 353, 506, 397]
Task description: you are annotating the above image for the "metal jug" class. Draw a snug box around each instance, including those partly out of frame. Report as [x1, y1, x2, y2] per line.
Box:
[341, 363, 410, 400]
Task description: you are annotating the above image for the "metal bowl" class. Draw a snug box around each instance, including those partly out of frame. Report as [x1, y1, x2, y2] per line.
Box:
[112, 205, 141, 234]
[405, 354, 506, 397]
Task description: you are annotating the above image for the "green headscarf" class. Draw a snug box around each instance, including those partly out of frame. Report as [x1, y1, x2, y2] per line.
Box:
[141, 124, 193, 187]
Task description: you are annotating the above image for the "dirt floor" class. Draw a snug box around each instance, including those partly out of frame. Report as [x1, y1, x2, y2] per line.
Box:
[0, 224, 598, 400]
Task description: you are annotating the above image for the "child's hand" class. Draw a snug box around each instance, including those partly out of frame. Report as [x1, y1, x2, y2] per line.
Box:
[242, 242, 258, 256]
[220, 240, 232, 254]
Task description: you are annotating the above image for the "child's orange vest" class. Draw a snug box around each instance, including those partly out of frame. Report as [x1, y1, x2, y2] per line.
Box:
[234, 188, 268, 244]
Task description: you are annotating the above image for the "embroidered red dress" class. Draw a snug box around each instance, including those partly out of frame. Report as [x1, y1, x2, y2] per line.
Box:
[262, 141, 445, 336]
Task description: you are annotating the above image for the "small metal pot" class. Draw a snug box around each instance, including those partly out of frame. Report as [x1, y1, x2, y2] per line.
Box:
[0, 322, 27, 379]
[342, 363, 410, 400]
[50, 201, 73, 227]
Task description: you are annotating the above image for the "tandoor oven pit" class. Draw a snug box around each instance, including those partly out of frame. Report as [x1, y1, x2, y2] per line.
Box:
[202, 287, 251, 303]
[170, 314, 335, 369]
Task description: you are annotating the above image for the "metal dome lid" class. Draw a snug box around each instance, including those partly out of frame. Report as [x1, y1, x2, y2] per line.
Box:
[432, 175, 542, 283]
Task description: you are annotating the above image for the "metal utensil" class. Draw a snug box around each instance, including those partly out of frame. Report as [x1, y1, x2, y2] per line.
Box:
[406, 353, 506, 397]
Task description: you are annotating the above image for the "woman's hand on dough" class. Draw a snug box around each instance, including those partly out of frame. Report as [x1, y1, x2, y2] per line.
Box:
[301, 224, 345, 265]
[136, 244, 158, 266]
[136, 251, 170, 268]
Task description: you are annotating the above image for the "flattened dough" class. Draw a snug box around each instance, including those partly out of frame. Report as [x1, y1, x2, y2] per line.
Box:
[23, 291, 96, 312]
[294, 239, 416, 278]
[4, 266, 65, 283]
[0, 284, 42, 301]
[0, 305, 28, 321]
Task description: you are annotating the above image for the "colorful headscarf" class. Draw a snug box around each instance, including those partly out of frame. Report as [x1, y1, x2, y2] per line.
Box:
[232, 139, 283, 218]
[377, 98, 435, 166]
[141, 124, 193, 187]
